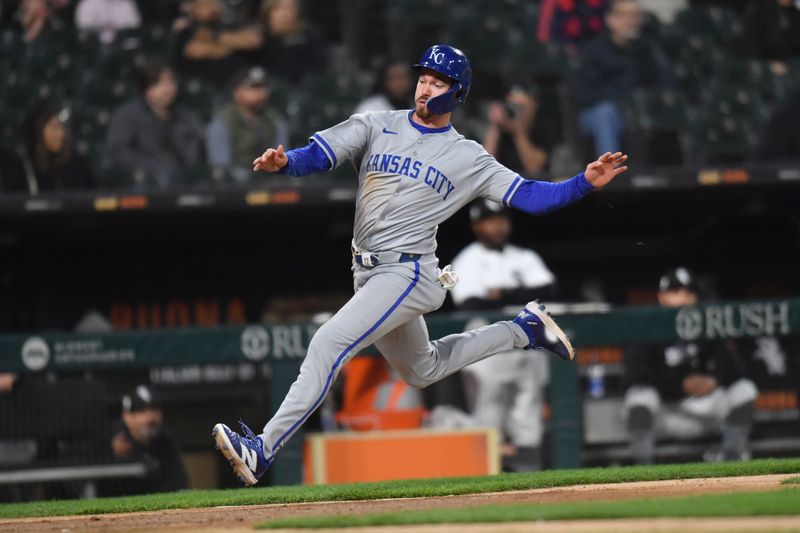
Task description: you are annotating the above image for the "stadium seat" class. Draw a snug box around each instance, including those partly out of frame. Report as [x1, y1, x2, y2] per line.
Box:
[683, 113, 758, 165]
[631, 88, 692, 132]
[177, 78, 218, 122]
[0, 73, 35, 115]
[702, 86, 767, 125]
[71, 71, 132, 109]
[672, 6, 744, 51]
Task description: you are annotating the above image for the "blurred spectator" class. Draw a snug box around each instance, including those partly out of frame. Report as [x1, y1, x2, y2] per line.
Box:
[74, 0, 141, 44]
[251, 0, 326, 84]
[353, 60, 413, 114]
[206, 66, 289, 183]
[17, 0, 59, 42]
[745, 0, 800, 77]
[538, 0, 607, 47]
[623, 267, 758, 464]
[757, 88, 800, 161]
[574, 0, 672, 155]
[23, 106, 97, 192]
[174, 0, 254, 87]
[105, 58, 204, 188]
[450, 200, 555, 471]
[452, 200, 557, 311]
[483, 85, 554, 175]
[100, 385, 187, 496]
[0, 146, 28, 193]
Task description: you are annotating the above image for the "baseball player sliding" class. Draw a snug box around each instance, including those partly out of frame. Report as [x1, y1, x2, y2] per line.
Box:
[212, 45, 628, 485]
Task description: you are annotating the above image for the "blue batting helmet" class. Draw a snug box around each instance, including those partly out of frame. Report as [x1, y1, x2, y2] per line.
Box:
[412, 45, 472, 115]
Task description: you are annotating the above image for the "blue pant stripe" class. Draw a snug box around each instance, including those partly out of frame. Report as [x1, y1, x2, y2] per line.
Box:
[268, 260, 421, 458]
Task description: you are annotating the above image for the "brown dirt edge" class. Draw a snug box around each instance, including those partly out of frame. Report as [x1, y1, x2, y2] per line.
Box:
[1, 473, 795, 532]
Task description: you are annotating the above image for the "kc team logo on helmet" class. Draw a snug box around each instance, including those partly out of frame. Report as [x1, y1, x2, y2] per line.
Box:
[428, 48, 445, 64]
[412, 44, 472, 115]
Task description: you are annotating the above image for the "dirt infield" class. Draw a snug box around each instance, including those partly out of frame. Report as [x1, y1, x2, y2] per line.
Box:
[1, 473, 796, 533]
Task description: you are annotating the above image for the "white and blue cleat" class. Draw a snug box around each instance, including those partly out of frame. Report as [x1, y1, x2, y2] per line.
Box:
[513, 300, 575, 361]
[212, 421, 271, 486]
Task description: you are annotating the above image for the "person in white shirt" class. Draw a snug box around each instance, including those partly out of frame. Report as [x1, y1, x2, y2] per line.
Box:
[353, 60, 414, 114]
[75, 0, 141, 44]
[451, 199, 555, 471]
[451, 200, 556, 310]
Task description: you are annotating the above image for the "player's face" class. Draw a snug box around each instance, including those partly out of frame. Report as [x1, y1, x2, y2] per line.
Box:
[415, 69, 451, 118]
[657, 288, 698, 307]
[473, 215, 511, 249]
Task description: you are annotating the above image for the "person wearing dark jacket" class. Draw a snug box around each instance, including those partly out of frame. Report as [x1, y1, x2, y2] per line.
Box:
[105, 58, 204, 188]
[250, 0, 326, 84]
[623, 267, 758, 464]
[23, 107, 97, 193]
[574, 0, 672, 154]
[99, 385, 188, 497]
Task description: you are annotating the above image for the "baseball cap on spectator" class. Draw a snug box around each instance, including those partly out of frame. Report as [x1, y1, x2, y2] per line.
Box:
[122, 384, 161, 413]
[658, 267, 698, 292]
[469, 199, 509, 223]
[231, 67, 268, 91]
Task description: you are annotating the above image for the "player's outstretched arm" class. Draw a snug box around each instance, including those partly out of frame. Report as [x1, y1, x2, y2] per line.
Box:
[583, 151, 628, 188]
[252, 141, 333, 177]
[253, 145, 288, 172]
[502, 152, 629, 216]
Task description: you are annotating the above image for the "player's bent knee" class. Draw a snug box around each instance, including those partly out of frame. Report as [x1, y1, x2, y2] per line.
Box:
[727, 378, 758, 407]
[624, 385, 661, 415]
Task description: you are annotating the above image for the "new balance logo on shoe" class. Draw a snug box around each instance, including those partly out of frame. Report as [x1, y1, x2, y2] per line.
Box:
[240, 443, 257, 472]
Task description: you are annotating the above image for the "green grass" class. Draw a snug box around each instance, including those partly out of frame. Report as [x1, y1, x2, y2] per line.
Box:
[259, 488, 800, 529]
[1, 458, 799, 520]
[785, 476, 800, 485]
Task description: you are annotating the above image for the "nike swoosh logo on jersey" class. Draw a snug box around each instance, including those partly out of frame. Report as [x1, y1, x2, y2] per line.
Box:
[240, 443, 257, 472]
[382, 128, 398, 135]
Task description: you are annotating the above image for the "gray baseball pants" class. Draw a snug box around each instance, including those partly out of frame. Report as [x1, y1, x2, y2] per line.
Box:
[259, 256, 529, 461]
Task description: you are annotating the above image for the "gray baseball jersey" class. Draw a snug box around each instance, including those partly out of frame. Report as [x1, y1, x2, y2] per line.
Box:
[312, 109, 523, 254]
[256, 110, 534, 466]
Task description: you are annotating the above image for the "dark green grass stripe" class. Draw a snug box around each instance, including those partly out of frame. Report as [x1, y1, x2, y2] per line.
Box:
[1, 458, 799, 520]
[259, 488, 800, 529]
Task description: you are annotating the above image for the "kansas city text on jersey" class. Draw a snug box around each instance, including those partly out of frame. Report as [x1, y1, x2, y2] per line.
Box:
[363, 152, 456, 201]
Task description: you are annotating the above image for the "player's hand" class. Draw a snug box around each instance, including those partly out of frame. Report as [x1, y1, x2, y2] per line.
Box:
[584, 151, 628, 189]
[253, 144, 288, 173]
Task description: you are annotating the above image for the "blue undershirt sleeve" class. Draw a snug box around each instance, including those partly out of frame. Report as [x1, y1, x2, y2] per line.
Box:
[508, 172, 594, 215]
[276, 141, 332, 177]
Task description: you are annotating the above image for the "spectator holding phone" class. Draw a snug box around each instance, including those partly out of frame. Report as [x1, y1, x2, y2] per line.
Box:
[482, 85, 554, 175]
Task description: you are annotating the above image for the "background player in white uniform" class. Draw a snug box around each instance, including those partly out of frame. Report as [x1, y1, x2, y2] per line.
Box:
[212, 44, 629, 485]
[452, 200, 555, 471]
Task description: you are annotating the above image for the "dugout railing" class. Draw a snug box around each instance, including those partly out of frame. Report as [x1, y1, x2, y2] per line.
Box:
[0, 297, 798, 494]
